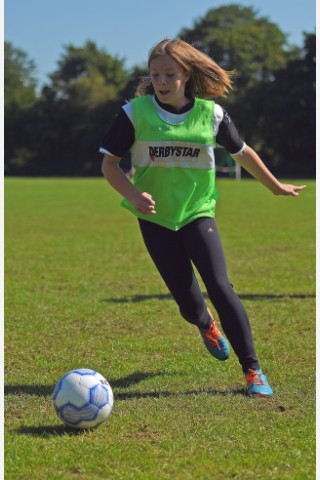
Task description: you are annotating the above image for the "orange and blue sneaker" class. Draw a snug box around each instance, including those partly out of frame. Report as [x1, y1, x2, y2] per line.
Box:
[245, 369, 273, 397]
[199, 318, 230, 361]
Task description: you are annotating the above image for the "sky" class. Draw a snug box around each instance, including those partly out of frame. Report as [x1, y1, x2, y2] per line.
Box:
[4, 0, 316, 88]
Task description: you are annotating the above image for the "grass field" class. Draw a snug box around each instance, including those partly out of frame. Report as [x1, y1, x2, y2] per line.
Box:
[4, 177, 316, 480]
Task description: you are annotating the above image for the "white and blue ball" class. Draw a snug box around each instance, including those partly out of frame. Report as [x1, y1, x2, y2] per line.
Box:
[53, 369, 114, 429]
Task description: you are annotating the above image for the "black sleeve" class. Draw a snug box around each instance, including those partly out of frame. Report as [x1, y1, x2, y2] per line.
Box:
[216, 108, 245, 154]
[99, 108, 135, 157]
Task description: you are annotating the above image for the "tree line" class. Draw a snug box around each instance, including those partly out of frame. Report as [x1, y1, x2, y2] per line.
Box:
[4, 5, 315, 178]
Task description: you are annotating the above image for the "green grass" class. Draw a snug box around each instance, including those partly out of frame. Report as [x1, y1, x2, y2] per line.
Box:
[4, 177, 315, 480]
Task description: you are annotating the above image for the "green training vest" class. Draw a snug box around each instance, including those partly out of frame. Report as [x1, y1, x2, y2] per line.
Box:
[121, 94, 218, 231]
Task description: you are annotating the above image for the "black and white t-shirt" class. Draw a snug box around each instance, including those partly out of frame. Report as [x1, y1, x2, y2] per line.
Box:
[99, 95, 246, 157]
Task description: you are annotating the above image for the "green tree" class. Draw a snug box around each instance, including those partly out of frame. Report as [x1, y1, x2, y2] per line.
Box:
[5, 40, 129, 176]
[4, 41, 37, 109]
[48, 40, 126, 107]
[4, 42, 38, 173]
[179, 5, 297, 91]
[29, 41, 128, 175]
[246, 33, 316, 177]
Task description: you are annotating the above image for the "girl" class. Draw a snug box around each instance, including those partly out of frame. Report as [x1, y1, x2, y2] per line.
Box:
[100, 38, 305, 396]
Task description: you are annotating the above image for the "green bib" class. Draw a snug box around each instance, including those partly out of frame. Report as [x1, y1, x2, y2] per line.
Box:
[121, 95, 218, 231]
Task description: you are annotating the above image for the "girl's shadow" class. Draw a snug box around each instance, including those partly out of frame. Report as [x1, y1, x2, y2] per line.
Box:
[17, 425, 87, 437]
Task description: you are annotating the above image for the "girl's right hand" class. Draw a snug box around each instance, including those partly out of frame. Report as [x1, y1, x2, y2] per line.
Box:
[272, 182, 307, 196]
[132, 192, 156, 215]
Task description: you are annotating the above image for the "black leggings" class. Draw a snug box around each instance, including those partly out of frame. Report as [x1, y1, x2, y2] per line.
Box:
[139, 217, 259, 372]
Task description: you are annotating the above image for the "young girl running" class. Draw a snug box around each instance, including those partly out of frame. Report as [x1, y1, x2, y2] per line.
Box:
[100, 38, 306, 397]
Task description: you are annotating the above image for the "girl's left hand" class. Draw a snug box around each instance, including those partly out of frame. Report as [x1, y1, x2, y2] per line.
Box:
[274, 183, 307, 196]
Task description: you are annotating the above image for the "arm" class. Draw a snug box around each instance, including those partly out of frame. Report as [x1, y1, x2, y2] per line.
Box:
[101, 154, 156, 214]
[232, 145, 306, 196]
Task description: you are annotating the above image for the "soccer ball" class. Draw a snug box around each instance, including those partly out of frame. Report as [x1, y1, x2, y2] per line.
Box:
[53, 368, 114, 429]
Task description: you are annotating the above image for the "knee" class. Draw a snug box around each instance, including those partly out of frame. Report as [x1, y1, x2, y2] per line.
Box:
[179, 302, 210, 329]
[209, 280, 234, 303]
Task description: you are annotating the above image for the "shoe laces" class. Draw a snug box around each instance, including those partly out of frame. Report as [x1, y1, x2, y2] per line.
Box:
[204, 320, 222, 350]
[245, 369, 264, 386]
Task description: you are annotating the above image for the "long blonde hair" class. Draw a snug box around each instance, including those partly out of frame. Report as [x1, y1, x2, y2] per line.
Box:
[135, 38, 235, 99]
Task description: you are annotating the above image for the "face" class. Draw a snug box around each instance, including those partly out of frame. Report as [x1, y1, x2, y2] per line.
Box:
[149, 54, 190, 110]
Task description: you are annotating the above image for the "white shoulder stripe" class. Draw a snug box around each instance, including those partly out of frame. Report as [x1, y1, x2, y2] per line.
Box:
[213, 104, 223, 136]
[122, 103, 134, 125]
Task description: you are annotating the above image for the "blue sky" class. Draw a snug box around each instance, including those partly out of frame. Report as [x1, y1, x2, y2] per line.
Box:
[4, 0, 316, 88]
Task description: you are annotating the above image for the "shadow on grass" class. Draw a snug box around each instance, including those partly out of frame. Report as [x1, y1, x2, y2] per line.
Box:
[17, 425, 88, 437]
[4, 385, 54, 396]
[102, 292, 315, 303]
[15, 387, 248, 437]
[7, 371, 249, 437]
[115, 386, 247, 401]
[4, 371, 165, 398]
